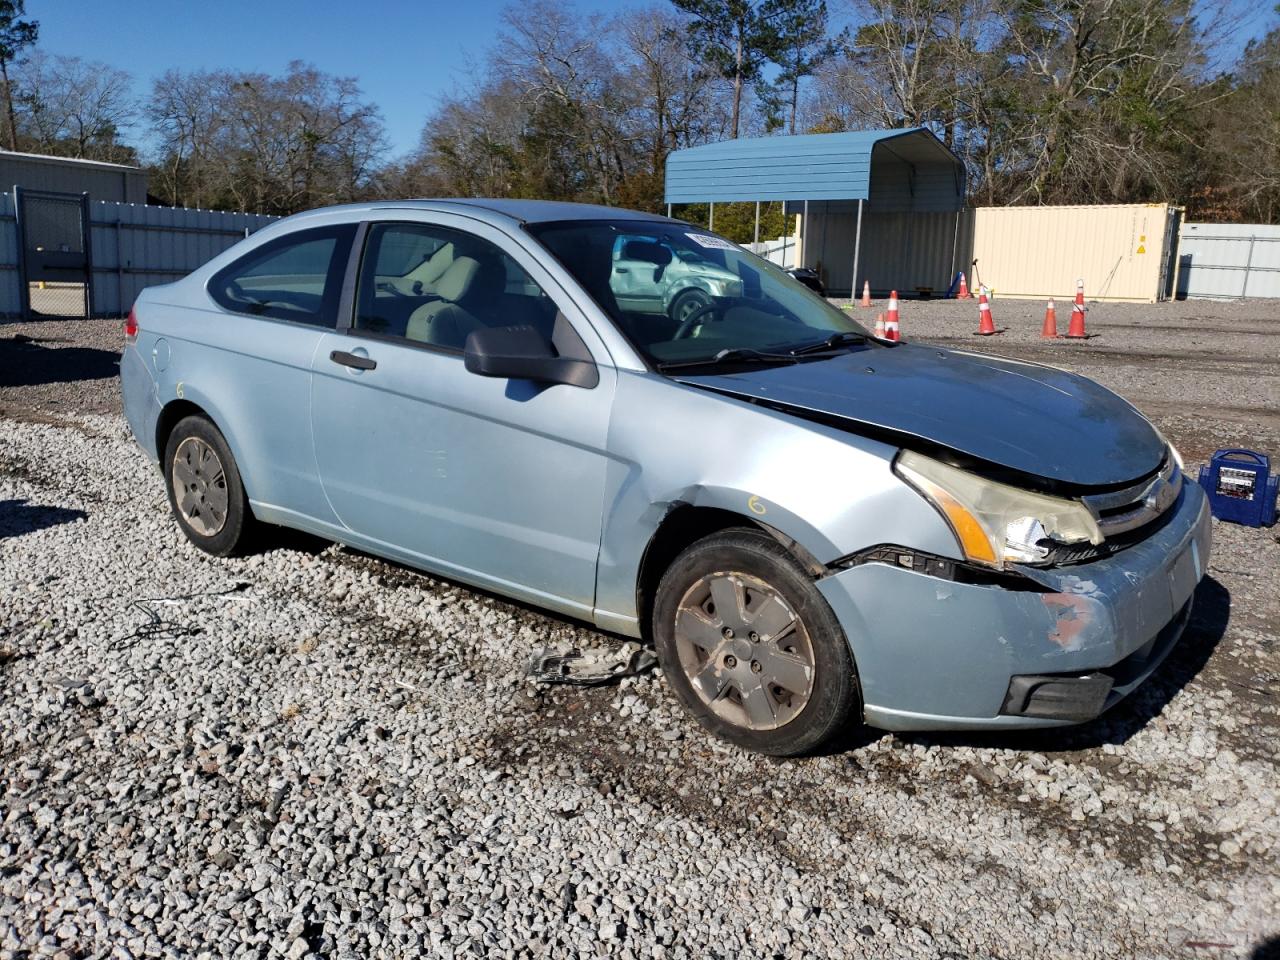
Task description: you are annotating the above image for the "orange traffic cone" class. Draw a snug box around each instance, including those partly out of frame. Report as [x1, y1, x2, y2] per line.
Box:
[1041, 298, 1058, 339]
[874, 313, 886, 338]
[976, 289, 997, 335]
[859, 280, 872, 307]
[1065, 279, 1087, 338]
[956, 272, 972, 299]
[885, 290, 901, 341]
[1066, 303, 1087, 338]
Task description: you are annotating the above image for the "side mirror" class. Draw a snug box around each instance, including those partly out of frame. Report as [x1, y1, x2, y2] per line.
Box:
[463, 325, 598, 388]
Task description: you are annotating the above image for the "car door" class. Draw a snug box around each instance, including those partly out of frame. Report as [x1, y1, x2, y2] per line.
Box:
[309, 215, 617, 618]
[200, 221, 356, 524]
[610, 235, 666, 314]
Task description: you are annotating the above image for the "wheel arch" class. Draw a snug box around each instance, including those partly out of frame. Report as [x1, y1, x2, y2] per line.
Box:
[154, 398, 210, 461]
[153, 395, 258, 508]
[634, 503, 825, 641]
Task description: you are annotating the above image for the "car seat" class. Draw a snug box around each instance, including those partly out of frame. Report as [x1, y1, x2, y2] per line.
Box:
[404, 255, 505, 349]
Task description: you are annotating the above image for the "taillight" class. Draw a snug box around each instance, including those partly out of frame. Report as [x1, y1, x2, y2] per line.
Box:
[123, 306, 138, 343]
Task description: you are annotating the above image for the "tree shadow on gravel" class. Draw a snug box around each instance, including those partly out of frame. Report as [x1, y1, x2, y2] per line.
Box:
[893, 575, 1231, 755]
[0, 334, 119, 387]
[0, 498, 89, 539]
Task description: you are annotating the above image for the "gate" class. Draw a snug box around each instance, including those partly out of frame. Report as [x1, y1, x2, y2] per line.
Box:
[13, 185, 92, 319]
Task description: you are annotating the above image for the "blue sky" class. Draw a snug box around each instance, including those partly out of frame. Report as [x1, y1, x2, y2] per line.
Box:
[30, 0, 1280, 161]
[31, 0, 649, 159]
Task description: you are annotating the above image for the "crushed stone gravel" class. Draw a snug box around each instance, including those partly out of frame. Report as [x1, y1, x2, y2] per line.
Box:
[1, 306, 1277, 958]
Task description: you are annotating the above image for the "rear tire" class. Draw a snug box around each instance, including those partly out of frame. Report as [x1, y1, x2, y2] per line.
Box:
[653, 528, 859, 755]
[163, 415, 255, 557]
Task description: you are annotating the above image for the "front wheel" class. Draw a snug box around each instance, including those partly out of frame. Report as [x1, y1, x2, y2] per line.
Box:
[653, 528, 859, 755]
[163, 415, 256, 557]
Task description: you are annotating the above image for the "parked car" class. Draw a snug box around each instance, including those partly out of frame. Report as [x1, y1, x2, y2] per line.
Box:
[121, 199, 1210, 755]
[610, 233, 744, 324]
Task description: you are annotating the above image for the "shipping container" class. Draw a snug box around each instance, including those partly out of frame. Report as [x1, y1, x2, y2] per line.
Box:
[969, 204, 1178, 303]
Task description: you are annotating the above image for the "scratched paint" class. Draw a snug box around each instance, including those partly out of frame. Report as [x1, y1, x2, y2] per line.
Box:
[1041, 594, 1095, 651]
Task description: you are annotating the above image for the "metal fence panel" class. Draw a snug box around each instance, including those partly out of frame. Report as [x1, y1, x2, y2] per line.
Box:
[89, 201, 279, 316]
[0, 192, 21, 317]
[1176, 222, 1280, 300]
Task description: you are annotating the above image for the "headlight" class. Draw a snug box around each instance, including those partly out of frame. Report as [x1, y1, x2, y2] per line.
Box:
[895, 451, 1102, 569]
[704, 278, 741, 297]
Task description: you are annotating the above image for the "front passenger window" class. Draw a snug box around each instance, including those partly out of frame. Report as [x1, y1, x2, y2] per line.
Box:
[355, 222, 559, 351]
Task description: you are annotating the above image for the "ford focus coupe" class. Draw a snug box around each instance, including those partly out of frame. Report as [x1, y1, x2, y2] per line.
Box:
[120, 199, 1210, 755]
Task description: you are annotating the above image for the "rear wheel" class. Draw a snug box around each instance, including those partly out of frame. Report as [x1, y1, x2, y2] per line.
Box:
[163, 415, 255, 556]
[653, 528, 859, 755]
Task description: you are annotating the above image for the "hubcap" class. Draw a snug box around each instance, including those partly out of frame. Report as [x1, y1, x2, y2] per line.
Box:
[674, 294, 708, 323]
[171, 437, 229, 537]
[673, 572, 815, 731]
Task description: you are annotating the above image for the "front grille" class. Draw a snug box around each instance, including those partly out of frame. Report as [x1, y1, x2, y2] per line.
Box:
[1083, 455, 1182, 540]
[1034, 456, 1181, 567]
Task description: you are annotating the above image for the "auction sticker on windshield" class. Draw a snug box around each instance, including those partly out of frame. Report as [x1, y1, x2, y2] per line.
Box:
[686, 233, 738, 250]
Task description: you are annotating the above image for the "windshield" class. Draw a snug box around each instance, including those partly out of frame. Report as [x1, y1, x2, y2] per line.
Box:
[526, 219, 872, 368]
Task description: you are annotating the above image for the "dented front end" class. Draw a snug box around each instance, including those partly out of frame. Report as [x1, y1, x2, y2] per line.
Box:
[816, 479, 1212, 731]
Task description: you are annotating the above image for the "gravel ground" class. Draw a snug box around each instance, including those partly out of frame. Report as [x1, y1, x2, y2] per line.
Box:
[1, 304, 1278, 959]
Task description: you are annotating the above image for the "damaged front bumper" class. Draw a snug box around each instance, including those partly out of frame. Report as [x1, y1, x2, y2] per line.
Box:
[816, 481, 1211, 731]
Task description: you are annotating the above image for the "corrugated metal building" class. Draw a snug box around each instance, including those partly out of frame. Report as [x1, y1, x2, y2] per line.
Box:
[665, 129, 967, 297]
[0, 150, 148, 203]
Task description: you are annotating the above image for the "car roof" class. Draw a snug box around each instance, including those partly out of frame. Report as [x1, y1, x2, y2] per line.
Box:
[283, 198, 676, 228]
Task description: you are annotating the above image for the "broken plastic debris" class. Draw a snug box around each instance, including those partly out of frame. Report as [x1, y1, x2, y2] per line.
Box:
[526, 642, 658, 686]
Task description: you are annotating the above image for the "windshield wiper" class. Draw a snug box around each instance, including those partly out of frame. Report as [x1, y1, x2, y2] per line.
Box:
[789, 331, 869, 355]
[656, 347, 800, 371]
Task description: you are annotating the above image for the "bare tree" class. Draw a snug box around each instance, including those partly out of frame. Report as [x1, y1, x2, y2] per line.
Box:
[996, 0, 1228, 204]
[147, 62, 386, 213]
[15, 51, 135, 161]
[617, 7, 731, 202]
[148, 69, 224, 207]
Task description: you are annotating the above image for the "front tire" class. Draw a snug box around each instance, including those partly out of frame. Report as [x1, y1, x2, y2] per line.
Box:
[653, 528, 859, 755]
[163, 415, 255, 557]
[668, 287, 712, 325]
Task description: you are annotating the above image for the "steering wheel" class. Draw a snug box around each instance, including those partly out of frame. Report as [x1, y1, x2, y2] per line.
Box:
[672, 301, 721, 340]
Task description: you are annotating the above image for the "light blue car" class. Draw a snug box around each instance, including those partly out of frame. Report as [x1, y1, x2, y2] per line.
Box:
[120, 199, 1210, 755]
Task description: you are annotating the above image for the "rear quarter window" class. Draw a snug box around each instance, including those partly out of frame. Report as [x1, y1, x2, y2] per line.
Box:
[209, 223, 356, 327]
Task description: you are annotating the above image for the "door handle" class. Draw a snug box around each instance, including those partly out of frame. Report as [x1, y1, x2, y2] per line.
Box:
[330, 350, 376, 370]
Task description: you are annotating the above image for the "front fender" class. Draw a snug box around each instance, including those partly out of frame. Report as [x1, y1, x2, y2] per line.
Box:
[593, 371, 960, 634]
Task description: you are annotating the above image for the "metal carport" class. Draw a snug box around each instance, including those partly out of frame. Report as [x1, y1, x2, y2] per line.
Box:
[664, 128, 967, 297]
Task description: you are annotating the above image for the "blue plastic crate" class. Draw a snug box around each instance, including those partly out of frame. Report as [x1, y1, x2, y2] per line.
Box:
[1197, 449, 1278, 527]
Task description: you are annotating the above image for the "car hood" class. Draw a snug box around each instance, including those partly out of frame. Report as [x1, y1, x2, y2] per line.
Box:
[679, 262, 739, 282]
[675, 343, 1166, 488]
